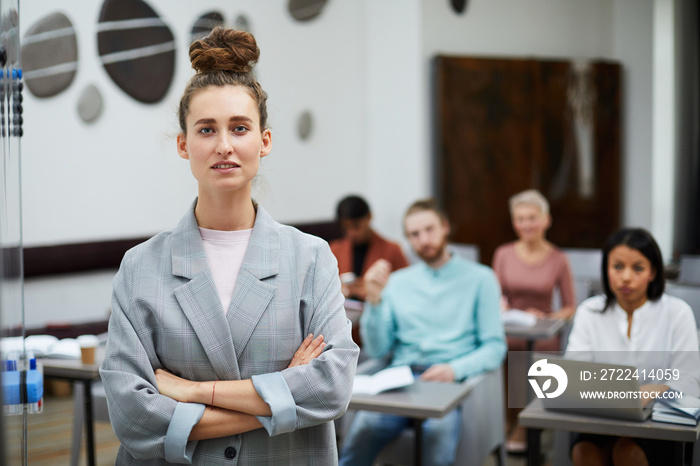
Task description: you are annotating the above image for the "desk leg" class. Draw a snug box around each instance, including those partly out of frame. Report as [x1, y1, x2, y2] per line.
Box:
[675, 441, 693, 466]
[526, 341, 534, 353]
[83, 380, 95, 466]
[525, 341, 535, 403]
[526, 428, 542, 466]
[413, 418, 423, 466]
[685, 441, 694, 466]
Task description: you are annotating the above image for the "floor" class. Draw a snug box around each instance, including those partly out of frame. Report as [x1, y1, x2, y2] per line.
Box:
[4, 392, 120, 466]
[2, 391, 554, 466]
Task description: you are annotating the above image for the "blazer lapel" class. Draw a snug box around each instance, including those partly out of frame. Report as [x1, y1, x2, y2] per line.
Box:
[170, 201, 281, 379]
[227, 206, 279, 359]
[171, 200, 240, 379]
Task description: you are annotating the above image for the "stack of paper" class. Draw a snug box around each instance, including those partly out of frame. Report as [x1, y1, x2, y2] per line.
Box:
[0, 335, 81, 359]
[501, 309, 537, 327]
[352, 365, 414, 395]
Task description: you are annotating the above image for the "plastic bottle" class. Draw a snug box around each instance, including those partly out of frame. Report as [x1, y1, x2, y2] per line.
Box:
[2, 358, 22, 415]
[25, 356, 43, 414]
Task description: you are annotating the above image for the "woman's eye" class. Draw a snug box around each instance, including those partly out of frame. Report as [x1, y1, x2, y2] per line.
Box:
[613, 264, 623, 270]
[634, 266, 645, 273]
[233, 125, 248, 133]
[198, 127, 213, 134]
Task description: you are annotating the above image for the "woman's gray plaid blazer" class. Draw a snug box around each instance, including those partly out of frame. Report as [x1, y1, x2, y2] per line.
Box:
[100, 200, 359, 465]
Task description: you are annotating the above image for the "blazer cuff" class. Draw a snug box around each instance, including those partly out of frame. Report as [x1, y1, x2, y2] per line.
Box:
[164, 402, 205, 464]
[251, 372, 297, 436]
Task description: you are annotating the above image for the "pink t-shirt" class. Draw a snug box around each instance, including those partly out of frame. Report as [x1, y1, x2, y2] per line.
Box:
[492, 242, 575, 314]
[199, 227, 252, 314]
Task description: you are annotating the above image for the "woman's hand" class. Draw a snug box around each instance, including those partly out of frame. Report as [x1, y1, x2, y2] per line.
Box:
[155, 368, 198, 403]
[287, 334, 326, 368]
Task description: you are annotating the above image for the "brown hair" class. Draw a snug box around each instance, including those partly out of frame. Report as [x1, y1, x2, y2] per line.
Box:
[178, 27, 268, 134]
[403, 198, 449, 224]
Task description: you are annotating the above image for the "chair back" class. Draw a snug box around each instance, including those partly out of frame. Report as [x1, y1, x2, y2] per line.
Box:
[679, 255, 700, 286]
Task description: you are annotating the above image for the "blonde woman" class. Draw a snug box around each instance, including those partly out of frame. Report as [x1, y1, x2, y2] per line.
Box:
[492, 189, 576, 453]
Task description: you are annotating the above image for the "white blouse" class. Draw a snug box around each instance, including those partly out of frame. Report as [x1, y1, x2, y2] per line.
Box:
[566, 294, 700, 397]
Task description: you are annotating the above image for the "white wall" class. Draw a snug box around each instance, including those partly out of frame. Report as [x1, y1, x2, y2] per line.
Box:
[23, 270, 115, 328]
[13, 0, 675, 326]
[365, 0, 426, 243]
[612, 0, 655, 232]
[20, 0, 367, 247]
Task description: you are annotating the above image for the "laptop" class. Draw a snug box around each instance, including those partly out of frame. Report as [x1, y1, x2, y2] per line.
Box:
[535, 358, 655, 422]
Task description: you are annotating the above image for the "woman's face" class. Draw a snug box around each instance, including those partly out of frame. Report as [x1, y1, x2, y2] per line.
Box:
[177, 85, 271, 197]
[511, 203, 550, 242]
[607, 245, 656, 312]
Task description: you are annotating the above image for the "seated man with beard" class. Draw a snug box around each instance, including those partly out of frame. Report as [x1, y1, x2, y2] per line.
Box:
[339, 198, 506, 466]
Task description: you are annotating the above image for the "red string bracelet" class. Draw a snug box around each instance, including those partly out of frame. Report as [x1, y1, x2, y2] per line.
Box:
[211, 380, 217, 407]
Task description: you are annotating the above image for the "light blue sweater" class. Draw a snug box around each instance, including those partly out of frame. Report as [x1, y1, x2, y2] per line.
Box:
[360, 255, 506, 380]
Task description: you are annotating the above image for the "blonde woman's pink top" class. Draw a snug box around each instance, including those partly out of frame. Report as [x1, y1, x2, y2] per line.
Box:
[492, 242, 575, 313]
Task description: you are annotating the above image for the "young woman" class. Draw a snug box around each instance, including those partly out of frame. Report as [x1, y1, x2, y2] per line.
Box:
[100, 27, 359, 465]
[566, 228, 700, 466]
[492, 189, 576, 453]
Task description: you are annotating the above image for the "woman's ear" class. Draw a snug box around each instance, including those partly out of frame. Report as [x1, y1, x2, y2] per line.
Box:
[177, 133, 189, 160]
[260, 129, 272, 158]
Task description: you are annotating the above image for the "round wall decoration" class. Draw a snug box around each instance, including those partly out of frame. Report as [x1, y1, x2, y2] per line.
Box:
[77, 84, 104, 123]
[191, 11, 225, 43]
[288, 0, 328, 22]
[22, 12, 78, 98]
[450, 0, 469, 15]
[97, 0, 175, 104]
[297, 110, 313, 141]
[233, 14, 252, 33]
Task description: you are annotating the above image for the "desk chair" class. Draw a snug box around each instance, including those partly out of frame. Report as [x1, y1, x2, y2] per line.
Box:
[449, 243, 480, 263]
[679, 256, 700, 286]
[666, 284, 700, 326]
[563, 248, 602, 304]
[71, 381, 110, 466]
[339, 358, 505, 466]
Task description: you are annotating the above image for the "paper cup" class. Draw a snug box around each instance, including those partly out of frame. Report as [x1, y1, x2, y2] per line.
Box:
[77, 334, 99, 365]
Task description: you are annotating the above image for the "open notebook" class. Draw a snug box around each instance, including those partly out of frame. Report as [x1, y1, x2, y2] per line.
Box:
[652, 393, 700, 425]
[352, 365, 414, 396]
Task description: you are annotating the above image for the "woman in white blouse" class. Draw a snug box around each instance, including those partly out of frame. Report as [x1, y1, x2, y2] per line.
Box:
[566, 228, 700, 466]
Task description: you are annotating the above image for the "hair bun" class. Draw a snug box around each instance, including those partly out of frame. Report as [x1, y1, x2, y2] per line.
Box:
[189, 26, 260, 74]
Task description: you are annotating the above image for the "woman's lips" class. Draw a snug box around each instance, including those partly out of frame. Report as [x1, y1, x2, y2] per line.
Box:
[211, 162, 240, 173]
[617, 286, 632, 295]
